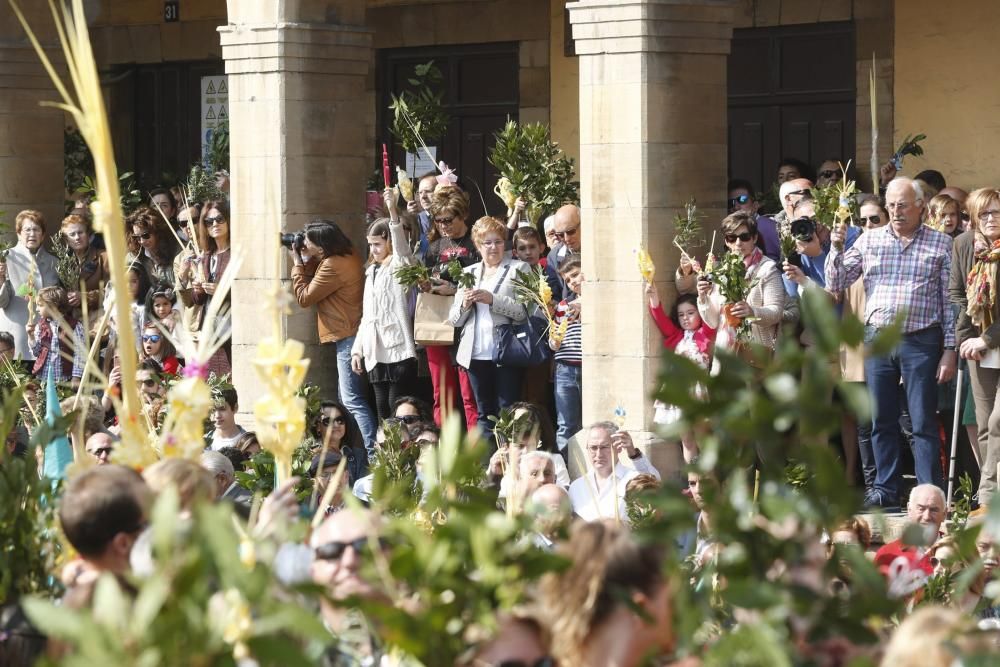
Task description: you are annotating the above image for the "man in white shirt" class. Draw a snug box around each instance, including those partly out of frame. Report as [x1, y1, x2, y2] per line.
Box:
[568, 421, 661, 523]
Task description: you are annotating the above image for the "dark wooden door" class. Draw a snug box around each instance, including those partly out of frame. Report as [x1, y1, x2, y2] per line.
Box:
[378, 43, 519, 221]
[728, 21, 856, 193]
[109, 60, 224, 190]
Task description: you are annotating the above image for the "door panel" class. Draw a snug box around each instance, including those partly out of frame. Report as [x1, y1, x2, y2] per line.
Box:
[378, 43, 519, 221]
[728, 22, 856, 193]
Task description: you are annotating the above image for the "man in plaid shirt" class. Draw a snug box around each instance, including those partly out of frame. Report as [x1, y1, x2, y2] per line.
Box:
[827, 177, 956, 510]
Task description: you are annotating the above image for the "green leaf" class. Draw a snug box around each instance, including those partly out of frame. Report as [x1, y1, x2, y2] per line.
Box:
[23, 596, 89, 640]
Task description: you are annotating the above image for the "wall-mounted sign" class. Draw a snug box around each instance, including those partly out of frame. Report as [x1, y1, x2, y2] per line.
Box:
[164, 1, 179, 23]
[201, 75, 228, 164]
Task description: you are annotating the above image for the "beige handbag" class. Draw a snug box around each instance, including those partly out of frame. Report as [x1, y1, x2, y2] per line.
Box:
[413, 292, 455, 346]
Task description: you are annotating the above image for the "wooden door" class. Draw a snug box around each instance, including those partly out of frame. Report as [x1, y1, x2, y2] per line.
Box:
[378, 43, 520, 221]
[728, 21, 856, 193]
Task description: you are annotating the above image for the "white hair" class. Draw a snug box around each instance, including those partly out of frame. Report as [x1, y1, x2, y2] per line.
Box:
[588, 421, 619, 438]
[543, 215, 556, 233]
[908, 483, 945, 508]
[887, 177, 925, 203]
[520, 451, 554, 474]
[200, 451, 234, 481]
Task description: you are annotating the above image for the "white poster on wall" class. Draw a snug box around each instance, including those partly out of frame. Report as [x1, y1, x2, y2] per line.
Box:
[405, 146, 437, 178]
[201, 75, 228, 166]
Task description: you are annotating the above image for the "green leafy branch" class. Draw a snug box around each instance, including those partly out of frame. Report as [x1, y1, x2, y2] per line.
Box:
[389, 61, 449, 164]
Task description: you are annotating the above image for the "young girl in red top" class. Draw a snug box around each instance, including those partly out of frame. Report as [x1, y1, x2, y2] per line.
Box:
[646, 278, 716, 463]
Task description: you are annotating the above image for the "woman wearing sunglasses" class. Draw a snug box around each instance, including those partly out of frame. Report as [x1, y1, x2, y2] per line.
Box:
[421, 185, 481, 430]
[694, 211, 785, 361]
[192, 199, 233, 376]
[126, 206, 179, 287]
[309, 400, 368, 485]
[140, 321, 179, 376]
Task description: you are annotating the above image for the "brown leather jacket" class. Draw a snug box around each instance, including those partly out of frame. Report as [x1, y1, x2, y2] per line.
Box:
[291, 252, 364, 343]
[75, 247, 110, 311]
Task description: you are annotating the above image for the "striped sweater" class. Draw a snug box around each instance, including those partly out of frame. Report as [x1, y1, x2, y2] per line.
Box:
[551, 299, 582, 363]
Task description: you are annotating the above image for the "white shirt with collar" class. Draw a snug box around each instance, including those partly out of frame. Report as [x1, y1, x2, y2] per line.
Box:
[568, 455, 660, 523]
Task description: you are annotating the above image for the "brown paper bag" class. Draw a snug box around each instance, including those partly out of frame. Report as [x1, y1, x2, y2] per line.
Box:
[413, 292, 455, 346]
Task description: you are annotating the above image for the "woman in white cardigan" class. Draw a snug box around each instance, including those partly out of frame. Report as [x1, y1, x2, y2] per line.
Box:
[350, 189, 418, 421]
[448, 216, 529, 437]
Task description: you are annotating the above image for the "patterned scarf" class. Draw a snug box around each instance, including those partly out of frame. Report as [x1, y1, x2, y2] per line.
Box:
[742, 246, 763, 272]
[966, 235, 1000, 330]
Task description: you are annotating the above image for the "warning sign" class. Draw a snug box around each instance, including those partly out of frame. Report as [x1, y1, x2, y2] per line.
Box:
[201, 75, 229, 164]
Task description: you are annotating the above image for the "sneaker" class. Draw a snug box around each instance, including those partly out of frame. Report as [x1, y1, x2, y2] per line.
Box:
[863, 490, 900, 513]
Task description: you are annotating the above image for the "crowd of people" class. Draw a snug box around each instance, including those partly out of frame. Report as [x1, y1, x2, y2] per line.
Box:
[5, 150, 1000, 665]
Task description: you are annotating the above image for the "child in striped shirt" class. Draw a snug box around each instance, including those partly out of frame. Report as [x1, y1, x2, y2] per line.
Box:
[549, 255, 583, 450]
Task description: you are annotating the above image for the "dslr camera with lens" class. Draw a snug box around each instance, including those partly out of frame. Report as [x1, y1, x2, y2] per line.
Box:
[790, 217, 817, 242]
[279, 231, 306, 252]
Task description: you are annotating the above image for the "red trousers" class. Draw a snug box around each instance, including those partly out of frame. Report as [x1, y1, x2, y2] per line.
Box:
[425, 344, 478, 428]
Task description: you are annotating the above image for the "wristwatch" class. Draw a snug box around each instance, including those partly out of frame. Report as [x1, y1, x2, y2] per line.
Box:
[944, 346, 956, 351]
[629, 449, 642, 460]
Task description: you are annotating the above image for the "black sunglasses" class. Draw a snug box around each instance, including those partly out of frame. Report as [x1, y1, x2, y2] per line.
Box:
[132, 232, 152, 241]
[819, 169, 843, 179]
[860, 215, 882, 225]
[89, 446, 113, 457]
[204, 215, 226, 225]
[320, 415, 346, 426]
[397, 414, 422, 425]
[724, 232, 754, 243]
[434, 216, 455, 225]
[313, 537, 389, 561]
[494, 659, 556, 667]
[140, 377, 158, 387]
[727, 193, 751, 208]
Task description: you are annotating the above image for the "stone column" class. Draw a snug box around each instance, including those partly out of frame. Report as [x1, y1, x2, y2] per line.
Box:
[0, 6, 63, 238]
[567, 0, 735, 478]
[220, 0, 372, 420]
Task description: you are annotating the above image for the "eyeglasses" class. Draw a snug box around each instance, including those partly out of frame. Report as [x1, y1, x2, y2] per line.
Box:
[978, 210, 1000, 222]
[142, 334, 161, 343]
[89, 446, 113, 457]
[553, 225, 580, 240]
[725, 232, 754, 243]
[785, 189, 809, 199]
[886, 201, 917, 211]
[480, 239, 504, 248]
[587, 444, 611, 453]
[132, 232, 153, 241]
[727, 194, 751, 209]
[859, 215, 882, 225]
[319, 415, 346, 426]
[204, 216, 226, 225]
[313, 537, 389, 561]
[397, 414, 422, 425]
[819, 169, 843, 180]
[434, 216, 455, 226]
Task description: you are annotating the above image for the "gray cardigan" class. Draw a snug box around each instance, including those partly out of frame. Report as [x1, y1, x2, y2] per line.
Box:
[0, 244, 60, 360]
[448, 259, 528, 368]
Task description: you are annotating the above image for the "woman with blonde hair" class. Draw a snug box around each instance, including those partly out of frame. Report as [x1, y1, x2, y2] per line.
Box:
[950, 187, 1000, 507]
[539, 521, 674, 666]
[448, 215, 528, 437]
[350, 188, 418, 422]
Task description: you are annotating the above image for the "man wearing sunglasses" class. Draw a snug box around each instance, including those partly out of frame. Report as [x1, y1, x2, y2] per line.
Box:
[728, 179, 779, 262]
[311, 509, 395, 665]
[545, 204, 583, 302]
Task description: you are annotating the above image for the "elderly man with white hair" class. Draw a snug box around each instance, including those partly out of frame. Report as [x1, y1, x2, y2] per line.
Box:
[873, 484, 946, 577]
[827, 177, 955, 511]
[567, 422, 660, 523]
[200, 450, 252, 518]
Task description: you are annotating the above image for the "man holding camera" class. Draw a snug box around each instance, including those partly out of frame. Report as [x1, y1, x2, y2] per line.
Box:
[781, 197, 860, 297]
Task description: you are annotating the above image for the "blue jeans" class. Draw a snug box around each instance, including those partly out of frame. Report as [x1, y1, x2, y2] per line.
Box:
[335, 336, 377, 457]
[466, 360, 524, 441]
[554, 362, 582, 451]
[864, 325, 945, 503]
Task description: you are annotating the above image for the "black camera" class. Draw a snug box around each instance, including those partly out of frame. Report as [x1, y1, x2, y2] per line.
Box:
[790, 216, 817, 241]
[279, 231, 305, 251]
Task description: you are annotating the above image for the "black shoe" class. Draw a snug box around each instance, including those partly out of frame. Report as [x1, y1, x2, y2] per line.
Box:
[863, 491, 900, 513]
